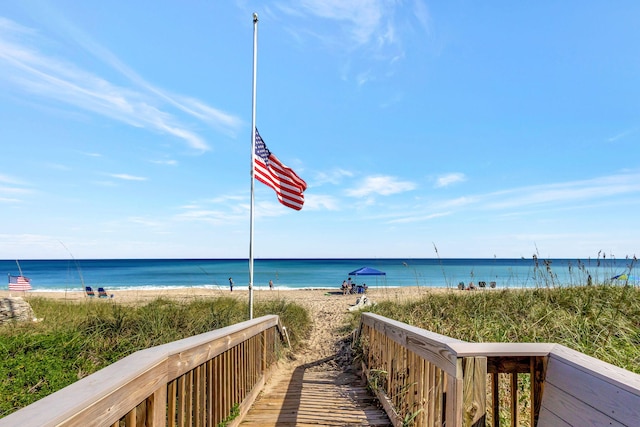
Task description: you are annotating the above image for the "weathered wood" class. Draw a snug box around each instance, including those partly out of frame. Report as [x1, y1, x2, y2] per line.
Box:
[0, 315, 284, 427]
[125, 407, 135, 426]
[165, 317, 279, 381]
[362, 313, 464, 377]
[462, 356, 486, 427]
[487, 355, 533, 374]
[491, 373, 499, 427]
[150, 385, 167, 427]
[167, 380, 177, 427]
[538, 382, 626, 426]
[510, 373, 517, 427]
[446, 370, 462, 427]
[177, 374, 186, 427]
[242, 367, 392, 426]
[538, 345, 640, 426]
[450, 342, 554, 358]
[530, 356, 547, 427]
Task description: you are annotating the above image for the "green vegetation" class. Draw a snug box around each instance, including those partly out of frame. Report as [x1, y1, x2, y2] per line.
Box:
[349, 284, 640, 374]
[2, 284, 639, 420]
[0, 296, 311, 417]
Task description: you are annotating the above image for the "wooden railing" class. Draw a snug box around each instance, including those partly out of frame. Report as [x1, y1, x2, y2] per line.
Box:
[0, 315, 287, 427]
[357, 313, 640, 427]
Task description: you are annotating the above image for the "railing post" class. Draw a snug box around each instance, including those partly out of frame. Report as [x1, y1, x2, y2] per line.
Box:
[149, 385, 167, 427]
[447, 361, 463, 427]
[462, 356, 487, 427]
[262, 329, 267, 373]
[530, 356, 547, 427]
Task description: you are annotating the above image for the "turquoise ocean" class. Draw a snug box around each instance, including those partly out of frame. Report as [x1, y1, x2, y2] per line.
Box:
[2, 258, 637, 292]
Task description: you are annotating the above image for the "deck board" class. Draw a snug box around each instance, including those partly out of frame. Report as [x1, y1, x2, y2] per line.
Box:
[242, 364, 392, 426]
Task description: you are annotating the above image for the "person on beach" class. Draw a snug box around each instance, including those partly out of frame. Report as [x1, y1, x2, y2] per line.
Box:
[342, 280, 348, 295]
[229, 277, 234, 292]
[269, 279, 273, 290]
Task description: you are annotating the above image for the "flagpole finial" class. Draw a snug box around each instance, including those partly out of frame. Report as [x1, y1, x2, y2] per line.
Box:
[253, 12, 258, 22]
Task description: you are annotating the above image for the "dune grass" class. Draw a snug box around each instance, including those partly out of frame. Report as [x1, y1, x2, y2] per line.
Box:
[349, 284, 640, 374]
[2, 284, 639, 419]
[0, 296, 311, 417]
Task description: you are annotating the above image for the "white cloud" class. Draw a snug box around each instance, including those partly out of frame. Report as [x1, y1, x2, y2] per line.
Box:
[303, 194, 341, 210]
[274, 1, 431, 86]
[313, 168, 353, 185]
[346, 175, 416, 197]
[607, 128, 636, 143]
[108, 173, 147, 181]
[435, 173, 466, 188]
[388, 171, 640, 225]
[0, 174, 31, 204]
[0, 174, 25, 185]
[150, 159, 178, 166]
[299, 0, 384, 46]
[388, 211, 451, 224]
[483, 173, 640, 210]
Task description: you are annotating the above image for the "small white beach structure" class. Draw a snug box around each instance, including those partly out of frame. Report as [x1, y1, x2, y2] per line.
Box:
[348, 295, 373, 311]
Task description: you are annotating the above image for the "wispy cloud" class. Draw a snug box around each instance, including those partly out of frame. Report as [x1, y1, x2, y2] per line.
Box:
[150, 159, 178, 166]
[389, 211, 451, 224]
[298, 0, 384, 46]
[279, 0, 430, 82]
[346, 175, 417, 197]
[314, 168, 353, 185]
[435, 172, 466, 188]
[388, 172, 640, 224]
[482, 174, 640, 210]
[108, 173, 147, 181]
[303, 194, 341, 210]
[607, 128, 636, 143]
[0, 173, 25, 185]
[0, 17, 242, 152]
[0, 173, 31, 203]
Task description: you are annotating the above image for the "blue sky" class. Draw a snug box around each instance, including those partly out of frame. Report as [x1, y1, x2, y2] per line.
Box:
[0, 1, 639, 260]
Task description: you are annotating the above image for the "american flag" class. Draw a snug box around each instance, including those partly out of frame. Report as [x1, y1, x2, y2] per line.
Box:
[8, 275, 32, 291]
[254, 129, 307, 210]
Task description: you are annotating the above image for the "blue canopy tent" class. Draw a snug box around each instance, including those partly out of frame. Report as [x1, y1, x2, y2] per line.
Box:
[349, 267, 386, 276]
[348, 267, 386, 290]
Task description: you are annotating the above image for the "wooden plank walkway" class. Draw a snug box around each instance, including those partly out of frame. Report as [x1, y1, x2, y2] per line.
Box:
[242, 357, 392, 426]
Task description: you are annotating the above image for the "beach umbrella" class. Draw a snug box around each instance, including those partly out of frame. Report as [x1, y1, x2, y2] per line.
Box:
[611, 274, 639, 283]
[348, 267, 386, 276]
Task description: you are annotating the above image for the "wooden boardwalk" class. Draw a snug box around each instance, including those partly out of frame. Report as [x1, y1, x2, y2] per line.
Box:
[242, 357, 392, 426]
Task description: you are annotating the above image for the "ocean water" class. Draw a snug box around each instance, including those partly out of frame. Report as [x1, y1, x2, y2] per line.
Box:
[2, 258, 636, 293]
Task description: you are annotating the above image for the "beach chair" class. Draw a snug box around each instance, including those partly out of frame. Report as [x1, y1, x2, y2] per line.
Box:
[479, 281, 486, 288]
[98, 287, 113, 298]
[85, 286, 96, 297]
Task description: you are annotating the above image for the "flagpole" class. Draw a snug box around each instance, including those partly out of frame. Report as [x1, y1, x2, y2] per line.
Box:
[248, 12, 258, 320]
